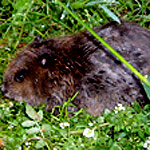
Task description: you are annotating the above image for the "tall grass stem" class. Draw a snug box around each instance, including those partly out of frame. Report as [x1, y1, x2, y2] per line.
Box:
[57, 0, 150, 87]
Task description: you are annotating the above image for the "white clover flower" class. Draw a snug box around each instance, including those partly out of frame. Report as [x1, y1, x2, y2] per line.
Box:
[18, 146, 22, 150]
[88, 122, 94, 127]
[41, 25, 45, 28]
[114, 103, 125, 113]
[8, 124, 14, 129]
[83, 128, 95, 138]
[60, 13, 65, 20]
[143, 137, 150, 149]
[59, 122, 70, 129]
[25, 142, 31, 148]
[25, 142, 30, 146]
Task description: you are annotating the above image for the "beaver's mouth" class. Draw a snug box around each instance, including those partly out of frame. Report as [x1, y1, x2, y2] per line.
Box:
[1, 85, 8, 96]
[1, 84, 21, 101]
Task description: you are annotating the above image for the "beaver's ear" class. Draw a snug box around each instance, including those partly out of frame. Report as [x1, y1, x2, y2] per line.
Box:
[38, 53, 54, 68]
[29, 35, 43, 48]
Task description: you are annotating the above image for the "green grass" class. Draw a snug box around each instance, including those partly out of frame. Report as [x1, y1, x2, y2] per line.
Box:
[1, 0, 150, 149]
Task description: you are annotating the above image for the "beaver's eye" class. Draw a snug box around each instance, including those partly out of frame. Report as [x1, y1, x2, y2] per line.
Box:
[14, 70, 26, 83]
[15, 74, 24, 83]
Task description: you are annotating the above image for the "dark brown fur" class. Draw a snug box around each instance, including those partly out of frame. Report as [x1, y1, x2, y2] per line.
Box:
[1, 21, 150, 116]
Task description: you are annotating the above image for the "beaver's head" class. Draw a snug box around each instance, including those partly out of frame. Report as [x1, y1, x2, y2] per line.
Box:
[1, 35, 89, 110]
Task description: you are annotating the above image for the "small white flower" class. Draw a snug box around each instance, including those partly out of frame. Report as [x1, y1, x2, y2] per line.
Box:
[114, 103, 125, 113]
[25, 142, 31, 148]
[88, 123, 94, 127]
[25, 142, 30, 146]
[143, 142, 148, 148]
[8, 124, 14, 129]
[41, 25, 45, 28]
[18, 146, 22, 150]
[59, 122, 70, 129]
[80, 144, 84, 147]
[60, 13, 65, 20]
[83, 128, 94, 138]
[94, 137, 97, 140]
[143, 137, 150, 149]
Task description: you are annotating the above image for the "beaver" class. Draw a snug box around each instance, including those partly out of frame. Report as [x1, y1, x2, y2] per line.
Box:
[1, 21, 150, 116]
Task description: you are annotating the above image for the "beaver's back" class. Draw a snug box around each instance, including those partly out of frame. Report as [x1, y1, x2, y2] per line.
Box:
[75, 21, 150, 115]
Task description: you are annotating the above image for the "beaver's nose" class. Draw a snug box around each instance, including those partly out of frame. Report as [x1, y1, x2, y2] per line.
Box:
[1, 89, 8, 95]
[1, 85, 8, 95]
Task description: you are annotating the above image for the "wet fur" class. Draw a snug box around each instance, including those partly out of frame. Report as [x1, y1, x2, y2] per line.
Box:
[2, 21, 150, 116]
